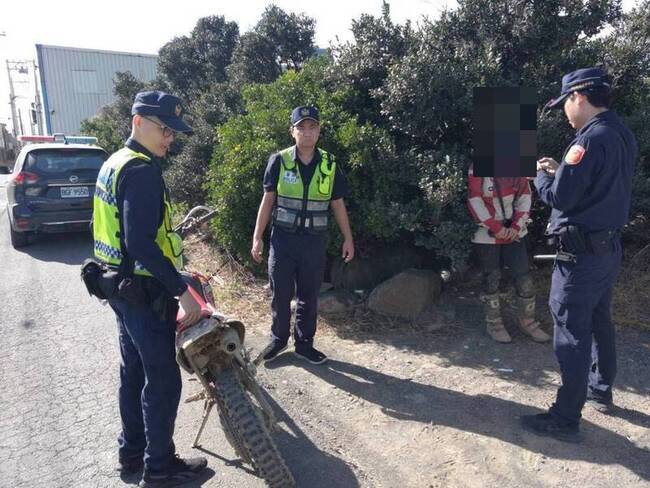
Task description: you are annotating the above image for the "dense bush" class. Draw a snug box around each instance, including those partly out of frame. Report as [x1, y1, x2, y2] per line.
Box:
[83, 0, 650, 270]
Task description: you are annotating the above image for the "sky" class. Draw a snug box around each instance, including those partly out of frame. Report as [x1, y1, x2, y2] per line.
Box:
[0, 0, 639, 134]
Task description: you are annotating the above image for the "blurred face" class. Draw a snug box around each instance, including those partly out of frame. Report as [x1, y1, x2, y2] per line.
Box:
[290, 119, 320, 150]
[133, 115, 175, 157]
[563, 92, 588, 130]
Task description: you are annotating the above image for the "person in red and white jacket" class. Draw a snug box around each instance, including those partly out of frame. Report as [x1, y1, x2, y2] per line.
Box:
[467, 164, 550, 344]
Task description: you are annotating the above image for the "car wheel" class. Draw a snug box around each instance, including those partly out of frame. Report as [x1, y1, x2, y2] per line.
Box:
[8, 216, 29, 248]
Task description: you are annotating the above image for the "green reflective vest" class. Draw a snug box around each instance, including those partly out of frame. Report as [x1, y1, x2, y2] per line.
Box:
[92, 147, 183, 276]
[273, 146, 336, 234]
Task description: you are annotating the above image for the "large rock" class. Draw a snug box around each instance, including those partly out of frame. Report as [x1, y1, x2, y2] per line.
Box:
[368, 269, 442, 318]
[318, 289, 358, 315]
[330, 246, 423, 291]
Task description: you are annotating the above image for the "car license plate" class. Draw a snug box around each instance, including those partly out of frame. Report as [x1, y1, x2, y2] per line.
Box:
[61, 186, 89, 198]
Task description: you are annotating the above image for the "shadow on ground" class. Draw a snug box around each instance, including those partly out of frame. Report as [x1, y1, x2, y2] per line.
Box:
[266, 355, 650, 482]
[319, 288, 650, 397]
[18, 231, 93, 265]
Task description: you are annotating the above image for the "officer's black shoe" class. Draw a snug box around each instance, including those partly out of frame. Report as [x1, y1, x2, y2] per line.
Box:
[139, 455, 208, 487]
[521, 413, 582, 443]
[295, 345, 328, 365]
[117, 455, 144, 475]
[587, 398, 615, 414]
[262, 340, 288, 362]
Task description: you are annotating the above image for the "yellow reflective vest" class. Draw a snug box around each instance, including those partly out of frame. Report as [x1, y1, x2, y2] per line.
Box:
[273, 146, 336, 234]
[92, 147, 183, 275]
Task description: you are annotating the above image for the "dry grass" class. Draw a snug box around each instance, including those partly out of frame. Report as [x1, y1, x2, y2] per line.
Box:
[533, 255, 650, 331]
[182, 236, 463, 339]
[182, 234, 270, 330]
[612, 254, 650, 330]
[183, 236, 650, 335]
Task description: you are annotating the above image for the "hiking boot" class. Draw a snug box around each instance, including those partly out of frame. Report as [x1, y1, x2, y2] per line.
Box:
[294, 345, 328, 365]
[262, 340, 288, 363]
[518, 319, 551, 343]
[139, 455, 208, 488]
[515, 295, 550, 342]
[486, 319, 512, 343]
[521, 413, 582, 443]
[118, 455, 144, 475]
[481, 293, 512, 343]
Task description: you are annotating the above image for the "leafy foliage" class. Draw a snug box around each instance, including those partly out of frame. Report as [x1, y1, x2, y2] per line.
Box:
[83, 0, 650, 270]
[157, 16, 239, 98]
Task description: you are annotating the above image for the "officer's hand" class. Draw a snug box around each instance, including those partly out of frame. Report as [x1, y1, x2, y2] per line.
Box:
[251, 238, 264, 264]
[342, 239, 355, 263]
[179, 289, 203, 328]
[537, 157, 559, 175]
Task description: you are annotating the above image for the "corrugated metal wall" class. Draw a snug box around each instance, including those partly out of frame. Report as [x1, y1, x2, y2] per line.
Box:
[36, 44, 158, 135]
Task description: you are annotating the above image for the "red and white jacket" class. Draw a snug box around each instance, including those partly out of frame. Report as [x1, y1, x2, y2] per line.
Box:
[467, 166, 532, 244]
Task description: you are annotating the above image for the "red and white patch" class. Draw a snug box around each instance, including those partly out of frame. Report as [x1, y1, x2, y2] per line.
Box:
[565, 144, 586, 165]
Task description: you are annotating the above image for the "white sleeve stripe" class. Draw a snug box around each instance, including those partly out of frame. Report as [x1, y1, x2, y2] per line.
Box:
[515, 215, 528, 228]
[515, 194, 532, 212]
[469, 197, 491, 221]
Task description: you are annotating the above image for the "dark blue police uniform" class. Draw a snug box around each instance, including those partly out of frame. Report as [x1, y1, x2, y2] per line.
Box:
[104, 92, 193, 473]
[110, 138, 187, 472]
[263, 146, 348, 348]
[534, 69, 637, 427]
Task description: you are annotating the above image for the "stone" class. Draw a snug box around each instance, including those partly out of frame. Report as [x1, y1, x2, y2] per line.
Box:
[318, 289, 358, 315]
[368, 268, 442, 318]
[330, 246, 423, 291]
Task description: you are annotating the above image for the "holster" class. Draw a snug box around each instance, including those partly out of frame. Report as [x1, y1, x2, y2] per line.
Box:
[556, 226, 617, 256]
[117, 276, 148, 304]
[557, 225, 587, 254]
[80, 259, 121, 300]
[125, 275, 178, 323]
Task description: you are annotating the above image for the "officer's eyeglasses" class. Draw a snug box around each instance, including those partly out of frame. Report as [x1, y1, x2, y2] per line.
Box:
[143, 116, 175, 138]
[564, 92, 580, 107]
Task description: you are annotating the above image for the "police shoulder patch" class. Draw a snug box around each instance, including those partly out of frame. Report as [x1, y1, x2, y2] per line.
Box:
[565, 144, 586, 165]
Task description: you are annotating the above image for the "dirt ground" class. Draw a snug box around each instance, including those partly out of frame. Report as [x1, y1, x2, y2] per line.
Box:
[182, 237, 650, 488]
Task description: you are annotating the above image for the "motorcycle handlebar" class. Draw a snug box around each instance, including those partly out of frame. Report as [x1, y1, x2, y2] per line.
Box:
[174, 206, 218, 237]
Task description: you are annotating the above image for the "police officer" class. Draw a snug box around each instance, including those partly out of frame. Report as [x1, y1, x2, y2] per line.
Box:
[93, 91, 207, 486]
[251, 106, 354, 364]
[521, 68, 637, 442]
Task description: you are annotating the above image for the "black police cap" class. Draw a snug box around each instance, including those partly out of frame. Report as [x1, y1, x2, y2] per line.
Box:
[291, 106, 320, 126]
[131, 90, 193, 134]
[546, 67, 611, 109]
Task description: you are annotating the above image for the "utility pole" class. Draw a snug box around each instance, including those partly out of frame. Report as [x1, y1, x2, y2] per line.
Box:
[17, 108, 25, 136]
[6, 60, 31, 136]
[31, 60, 43, 135]
[6, 60, 19, 136]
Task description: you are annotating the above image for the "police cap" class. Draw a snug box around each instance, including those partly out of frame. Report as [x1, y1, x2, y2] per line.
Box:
[291, 106, 320, 126]
[131, 90, 193, 134]
[546, 67, 611, 109]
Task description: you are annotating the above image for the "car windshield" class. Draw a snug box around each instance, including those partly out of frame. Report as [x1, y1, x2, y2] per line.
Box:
[25, 148, 106, 173]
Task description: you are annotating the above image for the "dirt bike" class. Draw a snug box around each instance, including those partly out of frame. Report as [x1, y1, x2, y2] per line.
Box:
[173, 206, 295, 488]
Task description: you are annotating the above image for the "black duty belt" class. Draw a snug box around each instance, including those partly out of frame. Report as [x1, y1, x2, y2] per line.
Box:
[553, 226, 619, 256]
